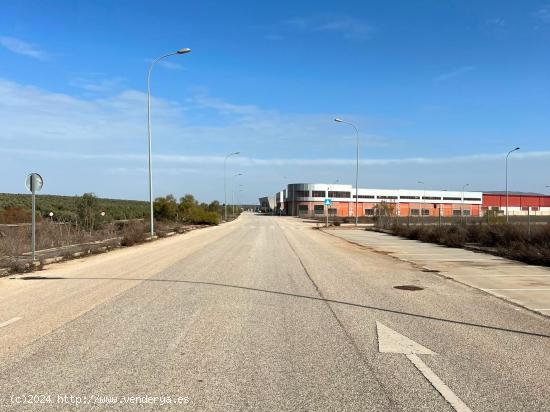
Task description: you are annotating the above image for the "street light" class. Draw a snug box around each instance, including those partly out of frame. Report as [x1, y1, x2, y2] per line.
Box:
[224, 151, 240, 221]
[232, 173, 243, 217]
[237, 187, 244, 214]
[147, 47, 191, 237]
[505, 147, 520, 223]
[334, 118, 359, 226]
[418, 181, 426, 224]
[461, 183, 469, 224]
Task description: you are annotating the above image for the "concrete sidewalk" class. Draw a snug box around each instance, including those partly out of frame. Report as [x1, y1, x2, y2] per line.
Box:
[323, 228, 550, 317]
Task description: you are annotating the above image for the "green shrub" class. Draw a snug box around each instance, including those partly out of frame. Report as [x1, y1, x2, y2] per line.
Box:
[186, 209, 219, 225]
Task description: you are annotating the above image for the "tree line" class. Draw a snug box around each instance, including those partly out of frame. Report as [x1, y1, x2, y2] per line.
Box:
[153, 194, 241, 225]
[0, 192, 239, 228]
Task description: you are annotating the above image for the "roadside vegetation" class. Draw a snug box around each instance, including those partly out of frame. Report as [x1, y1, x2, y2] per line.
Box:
[0, 192, 241, 271]
[0, 192, 148, 223]
[387, 223, 550, 266]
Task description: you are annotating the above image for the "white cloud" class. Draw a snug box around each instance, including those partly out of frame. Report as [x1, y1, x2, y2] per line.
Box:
[433, 66, 474, 83]
[535, 5, 550, 23]
[0, 36, 48, 59]
[3, 147, 549, 167]
[1, 77, 547, 200]
[194, 95, 261, 116]
[69, 75, 126, 93]
[0, 78, 182, 141]
[317, 18, 373, 41]
[485, 18, 506, 27]
[283, 15, 373, 41]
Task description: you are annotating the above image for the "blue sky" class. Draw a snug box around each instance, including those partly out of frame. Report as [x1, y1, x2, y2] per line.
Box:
[1, 0, 549, 203]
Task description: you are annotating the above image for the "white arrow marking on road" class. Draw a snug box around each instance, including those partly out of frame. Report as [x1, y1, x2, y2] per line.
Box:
[376, 321, 472, 412]
[0, 317, 22, 329]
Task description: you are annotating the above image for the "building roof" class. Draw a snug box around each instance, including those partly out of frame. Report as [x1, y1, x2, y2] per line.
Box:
[483, 191, 546, 196]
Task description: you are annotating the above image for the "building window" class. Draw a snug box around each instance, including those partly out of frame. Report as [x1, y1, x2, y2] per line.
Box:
[443, 197, 461, 201]
[410, 209, 420, 216]
[365, 208, 374, 216]
[353, 195, 375, 199]
[401, 195, 420, 200]
[532, 207, 539, 211]
[422, 196, 441, 200]
[464, 198, 481, 202]
[295, 190, 310, 197]
[298, 205, 309, 213]
[378, 195, 398, 199]
[328, 208, 337, 215]
[314, 205, 324, 214]
[422, 209, 430, 216]
[312, 190, 325, 198]
[452, 210, 461, 216]
[328, 191, 351, 198]
[462, 210, 471, 216]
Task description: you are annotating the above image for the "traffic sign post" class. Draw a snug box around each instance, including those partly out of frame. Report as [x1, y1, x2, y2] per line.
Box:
[26, 173, 43, 261]
[324, 199, 332, 227]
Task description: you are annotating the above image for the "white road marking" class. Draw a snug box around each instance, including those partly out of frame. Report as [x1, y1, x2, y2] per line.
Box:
[406, 353, 472, 412]
[376, 321, 435, 355]
[0, 317, 22, 329]
[376, 321, 472, 412]
[479, 274, 550, 277]
[483, 288, 550, 291]
[535, 309, 550, 311]
[396, 253, 475, 256]
[403, 258, 497, 262]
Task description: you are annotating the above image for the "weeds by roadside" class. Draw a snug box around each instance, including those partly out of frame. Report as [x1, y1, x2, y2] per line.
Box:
[388, 223, 550, 266]
[120, 221, 147, 246]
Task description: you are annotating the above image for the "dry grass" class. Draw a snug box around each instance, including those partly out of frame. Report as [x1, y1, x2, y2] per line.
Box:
[390, 223, 550, 266]
[120, 221, 147, 246]
[0, 221, 118, 258]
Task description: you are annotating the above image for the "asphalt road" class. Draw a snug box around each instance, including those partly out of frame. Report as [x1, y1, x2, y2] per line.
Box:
[1, 213, 549, 411]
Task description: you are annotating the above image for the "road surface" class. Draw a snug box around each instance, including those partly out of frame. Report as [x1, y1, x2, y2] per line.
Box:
[1, 213, 549, 411]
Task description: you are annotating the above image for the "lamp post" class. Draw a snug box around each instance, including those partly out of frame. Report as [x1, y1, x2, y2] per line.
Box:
[237, 188, 244, 215]
[147, 47, 191, 237]
[505, 147, 520, 223]
[282, 176, 288, 215]
[232, 173, 243, 217]
[334, 118, 359, 226]
[461, 183, 469, 224]
[224, 151, 240, 221]
[418, 181, 426, 225]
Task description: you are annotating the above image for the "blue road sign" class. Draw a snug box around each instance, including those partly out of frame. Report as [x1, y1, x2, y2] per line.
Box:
[324, 198, 332, 206]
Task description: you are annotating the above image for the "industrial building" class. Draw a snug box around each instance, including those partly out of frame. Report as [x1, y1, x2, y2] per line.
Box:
[258, 196, 275, 213]
[482, 192, 550, 216]
[268, 183, 550, 217]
